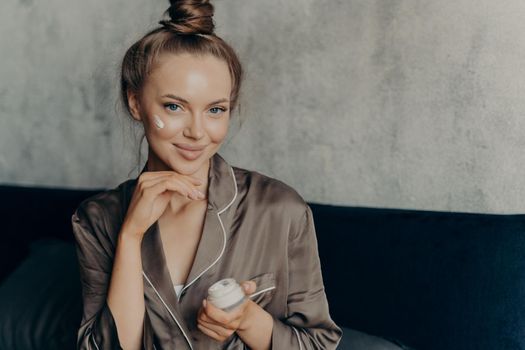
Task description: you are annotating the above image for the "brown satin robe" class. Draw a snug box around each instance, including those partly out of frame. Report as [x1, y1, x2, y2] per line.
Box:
[71, 152, 343, 349]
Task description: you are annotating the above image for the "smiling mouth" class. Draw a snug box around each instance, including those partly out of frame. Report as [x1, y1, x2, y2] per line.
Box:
[173, 144, 206, 160]
[174, 143, 207, 151]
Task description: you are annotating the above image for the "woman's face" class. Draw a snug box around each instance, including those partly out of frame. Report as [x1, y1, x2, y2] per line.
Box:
[128, 52, 232, 176]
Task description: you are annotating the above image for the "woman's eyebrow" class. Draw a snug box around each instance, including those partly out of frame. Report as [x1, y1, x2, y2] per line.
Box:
[161, 94, 229, 105]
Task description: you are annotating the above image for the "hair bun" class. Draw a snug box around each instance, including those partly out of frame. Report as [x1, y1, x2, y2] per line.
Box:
[160, 0, 215, 35]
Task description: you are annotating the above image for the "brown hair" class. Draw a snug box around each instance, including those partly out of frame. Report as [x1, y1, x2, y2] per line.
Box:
[120, 0, 243, 116]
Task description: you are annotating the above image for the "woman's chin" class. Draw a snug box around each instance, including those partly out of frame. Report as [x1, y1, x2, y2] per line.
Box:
[168, 156, 208, 175]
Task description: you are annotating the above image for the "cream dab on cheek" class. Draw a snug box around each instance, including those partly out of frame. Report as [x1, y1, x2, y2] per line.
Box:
[153, 114, 165, 129]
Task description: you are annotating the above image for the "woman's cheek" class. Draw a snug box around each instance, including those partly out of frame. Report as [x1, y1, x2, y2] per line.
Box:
[207, 120, 229, 143]
[152, 114, 184, 138]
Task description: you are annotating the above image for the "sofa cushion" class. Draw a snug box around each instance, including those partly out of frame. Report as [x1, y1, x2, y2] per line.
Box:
[0, 239, 81, 350]
[312, 204, 525, 350]
[339, 327, 415, 350]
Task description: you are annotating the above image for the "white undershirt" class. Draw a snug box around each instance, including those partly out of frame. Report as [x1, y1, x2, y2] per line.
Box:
[174, 284, 184, 297]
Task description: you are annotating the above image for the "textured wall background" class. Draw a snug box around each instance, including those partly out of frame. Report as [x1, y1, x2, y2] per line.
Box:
[1, 1, 525, 213]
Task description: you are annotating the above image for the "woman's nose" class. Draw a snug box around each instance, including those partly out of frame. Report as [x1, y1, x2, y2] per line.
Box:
[183, 113, 205, 140]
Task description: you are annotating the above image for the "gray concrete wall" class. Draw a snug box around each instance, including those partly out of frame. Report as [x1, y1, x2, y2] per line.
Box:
[2, 1, 525, 214]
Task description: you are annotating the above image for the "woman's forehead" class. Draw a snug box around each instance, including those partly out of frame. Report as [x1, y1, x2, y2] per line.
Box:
[147, 53, 232, 99]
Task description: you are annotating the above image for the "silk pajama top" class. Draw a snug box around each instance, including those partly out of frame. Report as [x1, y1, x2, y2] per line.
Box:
[71, 152, 342, 349]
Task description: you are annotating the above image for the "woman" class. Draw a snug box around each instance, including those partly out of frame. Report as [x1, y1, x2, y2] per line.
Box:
[72, 1, 343, 349]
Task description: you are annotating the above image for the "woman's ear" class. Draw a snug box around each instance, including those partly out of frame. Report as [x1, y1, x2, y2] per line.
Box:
[127, 90, 142, 122]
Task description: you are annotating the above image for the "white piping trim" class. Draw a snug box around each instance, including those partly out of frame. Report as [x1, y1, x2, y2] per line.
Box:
[218, 166, 239, 215]
[179, 166, 238, 299]
[248, 286, 276, 299]
[91, 333, 100, 350]
[142, 272, 193, 350]
[292, 326, 304, 350]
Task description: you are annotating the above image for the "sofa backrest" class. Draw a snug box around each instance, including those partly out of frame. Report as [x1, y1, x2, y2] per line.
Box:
[0, 185, 99, 283]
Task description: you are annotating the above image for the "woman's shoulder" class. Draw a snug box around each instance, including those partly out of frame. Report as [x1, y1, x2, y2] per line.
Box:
[232, 165, 309, 218]
[72, 178, 135, 227]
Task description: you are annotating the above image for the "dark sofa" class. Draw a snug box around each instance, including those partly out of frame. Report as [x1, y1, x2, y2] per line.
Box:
[1, 184, 524, 350]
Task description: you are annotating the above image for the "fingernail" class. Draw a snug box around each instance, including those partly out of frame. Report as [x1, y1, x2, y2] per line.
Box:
[188, 191, 197, 200]
[203, 299, 207, 307]
[192, 190, 203, 199]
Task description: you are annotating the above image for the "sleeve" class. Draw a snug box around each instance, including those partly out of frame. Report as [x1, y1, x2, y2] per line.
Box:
[270, 204, 343, 350]
[72, 203, 155, 350]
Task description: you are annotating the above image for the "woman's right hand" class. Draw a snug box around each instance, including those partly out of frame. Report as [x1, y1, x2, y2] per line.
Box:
[120, 171, 205, 240]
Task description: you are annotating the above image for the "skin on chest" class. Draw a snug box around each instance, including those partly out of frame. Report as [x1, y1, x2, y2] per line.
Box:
[158, 202, 207, 286]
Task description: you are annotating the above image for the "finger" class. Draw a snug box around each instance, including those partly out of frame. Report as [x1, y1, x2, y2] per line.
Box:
[204, 299, 245, 325]
[204, 299, 231, 324]
[139, 170, 203, 186]
[200, 307, 221, 325]
[137, 171, 176, 182]
[141, 176, 193, 198]
[200, 310, 242, 331]
[135, 177, 180, 203]
[141, 177, 191, 197]
[139, 174, 173, 189]
[142, 178, 195, 200]
[164, 175, 206, 200]
[198, 305, 216, 324]
[199, 318, 237, 335]
[182, 174, 204, 186]
[241, 280, 257, 295]
[147, 176, 205, 201]
[197, 323, 226, 342]
[171, 175, 206, 197]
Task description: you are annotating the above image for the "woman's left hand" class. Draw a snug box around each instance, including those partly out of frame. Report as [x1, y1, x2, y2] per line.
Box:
[197, 280, 257, 343]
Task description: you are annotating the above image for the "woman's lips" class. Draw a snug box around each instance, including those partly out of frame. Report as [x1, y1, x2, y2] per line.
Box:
[173, 144, 206, 160]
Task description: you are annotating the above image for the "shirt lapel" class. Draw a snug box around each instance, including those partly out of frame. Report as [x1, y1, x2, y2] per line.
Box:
[126, 165, 194, 347]
[140, 222, 194, 348]
[179, 152, 238, 298]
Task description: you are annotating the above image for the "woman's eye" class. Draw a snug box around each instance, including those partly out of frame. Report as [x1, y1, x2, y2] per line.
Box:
[209, 107, 227, 115]
[165, 103, 181, 112]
